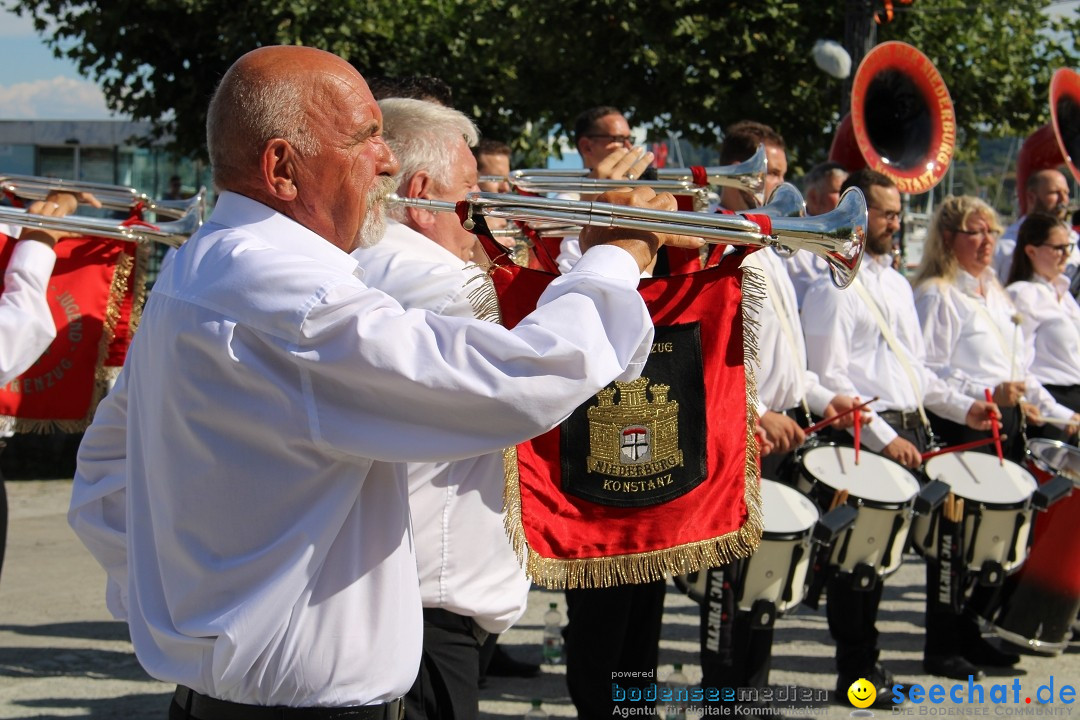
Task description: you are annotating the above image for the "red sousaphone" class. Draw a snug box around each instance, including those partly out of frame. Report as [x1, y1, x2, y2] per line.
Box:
[1015, 67, 1080, 215]
[829, 41, 956, 195]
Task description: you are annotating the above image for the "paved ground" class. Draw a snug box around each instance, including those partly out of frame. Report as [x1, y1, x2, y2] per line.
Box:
[3, 479, 1080, 719]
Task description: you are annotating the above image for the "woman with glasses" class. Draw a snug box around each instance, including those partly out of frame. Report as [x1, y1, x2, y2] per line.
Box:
[1004, 212, 1080, 441]
[912, 195, 1078, 462]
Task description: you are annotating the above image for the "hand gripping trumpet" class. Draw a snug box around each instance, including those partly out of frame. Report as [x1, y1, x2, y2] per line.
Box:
[0, 175, 206, 248]
[390, 186, 867, 288]
[505, 143, 768, 203]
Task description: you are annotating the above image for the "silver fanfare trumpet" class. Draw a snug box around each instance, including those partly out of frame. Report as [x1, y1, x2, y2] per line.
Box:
[0, 175, 206, 247]
[506, 144, 768, 202]
[390, 184, 866, 288]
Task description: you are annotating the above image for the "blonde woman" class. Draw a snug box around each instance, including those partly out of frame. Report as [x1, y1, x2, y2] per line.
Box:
[913, 195, 1078, 462]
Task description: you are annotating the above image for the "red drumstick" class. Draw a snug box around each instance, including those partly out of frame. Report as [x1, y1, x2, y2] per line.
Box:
[921, 435, 1007, 462]
[984, 388, 1004, 466]
[853, 396, 861, 465]
[802, 396, 880, 435]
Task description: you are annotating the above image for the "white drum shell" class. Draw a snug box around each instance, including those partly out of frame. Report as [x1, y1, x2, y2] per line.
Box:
[797, 445, 919, 576]
[737, 480, 818, 613]
[914, 451, 1037, 574]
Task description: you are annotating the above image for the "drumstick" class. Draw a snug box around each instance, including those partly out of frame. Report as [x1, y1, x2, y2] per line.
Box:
[802, 396, 880, 435]
[1009, 313, 1022, 382]
[829, 488, 850, 511]
[985, 388, 1004, 466]
[853, 396, 861, 466]
[1035, 417, 1079, 427]
[920, 435, 1009, 462]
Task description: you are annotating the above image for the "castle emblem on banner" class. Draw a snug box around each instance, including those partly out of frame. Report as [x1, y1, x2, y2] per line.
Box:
[586, 376, 683, 478]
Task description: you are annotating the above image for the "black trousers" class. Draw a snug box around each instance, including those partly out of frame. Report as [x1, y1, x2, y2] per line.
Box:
[824, 422, 930, 679]
[404, 610, 488, 720]
[564, 581, 666, 720]
[699, 408, 804, 696]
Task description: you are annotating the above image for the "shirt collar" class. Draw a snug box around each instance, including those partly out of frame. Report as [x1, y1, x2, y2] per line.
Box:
[1034, 271, 1072, 296]
[206, 191, 361, 276]
[864, 252, 892, 274]
[954, 266, 999, 296]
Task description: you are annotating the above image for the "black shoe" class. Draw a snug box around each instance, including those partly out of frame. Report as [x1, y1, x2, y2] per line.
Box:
[924, 654, 985, 681]
[486, 645, 540, 678]
[963, 635, 1020, 667]
[836, 664, 904, 710]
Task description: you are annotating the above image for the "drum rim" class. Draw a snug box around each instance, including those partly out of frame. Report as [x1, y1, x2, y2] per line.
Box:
[798, 442, 921, 502]
[988, 621, 1068, 655]
[759, 478, 819, 535]
[924, 450, 1037, 503]
[799, 474, 916, 510]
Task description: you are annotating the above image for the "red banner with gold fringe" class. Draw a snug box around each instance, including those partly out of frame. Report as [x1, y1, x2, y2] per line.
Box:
[485, 241, 763, 589]
[0, 234, 135, 432]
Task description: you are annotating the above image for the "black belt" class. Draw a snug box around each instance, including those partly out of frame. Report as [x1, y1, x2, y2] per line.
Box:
[878, 409, 924, 431]
[172, 686, 404, 720]
[422, 607, 491, 646]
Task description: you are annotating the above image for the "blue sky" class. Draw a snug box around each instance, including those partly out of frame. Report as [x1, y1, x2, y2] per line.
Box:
[0, 2, 1078, 121]
[0, 6, 114, 119]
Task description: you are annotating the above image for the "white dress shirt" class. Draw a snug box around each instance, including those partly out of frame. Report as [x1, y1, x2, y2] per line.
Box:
[1007, 275, 1080, 388]
[0, 239, 56, 386]
[69, 191, 652, 708]
[914, 268, 1073, 422]
[783, 249, 828, 309]
[742, 249, 835, 418]
[993, 217, 1080, 286]
[802, 253, 972, 452]
[352, 221, 531, 634]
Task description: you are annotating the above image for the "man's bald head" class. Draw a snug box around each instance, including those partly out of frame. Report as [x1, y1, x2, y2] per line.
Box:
[206, 46, 358, 192]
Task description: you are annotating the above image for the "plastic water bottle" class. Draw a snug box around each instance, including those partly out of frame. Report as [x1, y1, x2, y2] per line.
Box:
[542, 602, 563, 664]
[524, 698, 548, 720]
[665, 663, 689, 720]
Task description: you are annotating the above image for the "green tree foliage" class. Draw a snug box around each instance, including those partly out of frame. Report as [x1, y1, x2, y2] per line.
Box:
[8, 0, 1080, 170]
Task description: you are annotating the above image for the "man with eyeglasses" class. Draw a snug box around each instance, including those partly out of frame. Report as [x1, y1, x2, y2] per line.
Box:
[993, 169, 1080, 291]
[572, 106, 654, 188]
[802, 169, 998, 706]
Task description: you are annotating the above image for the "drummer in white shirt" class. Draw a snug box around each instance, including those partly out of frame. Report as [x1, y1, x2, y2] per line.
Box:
[707, 121, 863, 717]
[912, 195, 1079, 463]
[803, 169, 999, 695]
[1003, 211, 1080, 443]
[351, 97, 530, 720]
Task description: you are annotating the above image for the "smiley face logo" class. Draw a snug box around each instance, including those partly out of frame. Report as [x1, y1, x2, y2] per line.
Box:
[847, 678, 876, 708]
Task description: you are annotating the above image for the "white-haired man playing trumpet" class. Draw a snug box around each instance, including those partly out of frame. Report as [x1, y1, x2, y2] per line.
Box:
[352, 97, 527, 720]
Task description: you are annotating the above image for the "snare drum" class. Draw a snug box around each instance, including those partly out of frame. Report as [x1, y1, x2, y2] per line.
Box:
[796, 444, 920, 577]
[990, 440, 1080, 654]
[913, 451, 1037, 577]
[1027, 438, 1080, 486]
[675, 479, 819, 615]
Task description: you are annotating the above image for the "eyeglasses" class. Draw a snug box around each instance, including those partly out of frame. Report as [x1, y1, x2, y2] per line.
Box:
[868, 206, 901, 223]
[950, 228, 996, 239]
[1040, 242, 1076, 257]
[585, 134, 634, 146]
